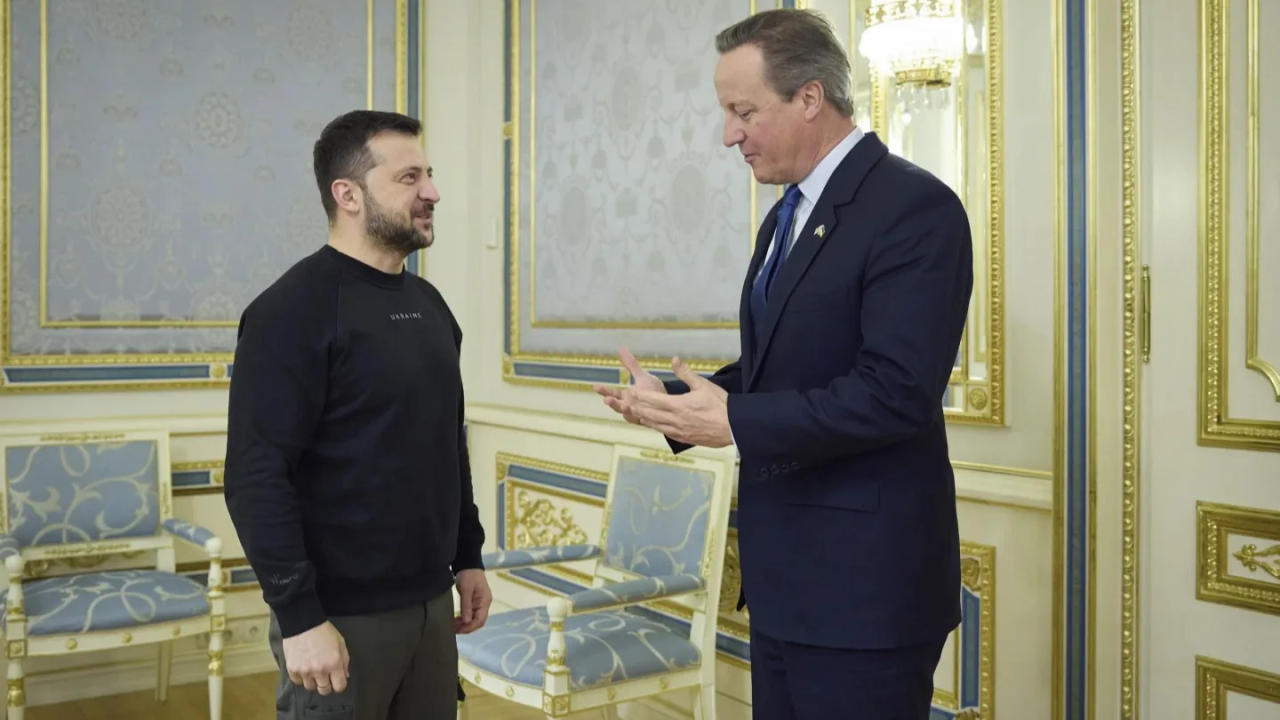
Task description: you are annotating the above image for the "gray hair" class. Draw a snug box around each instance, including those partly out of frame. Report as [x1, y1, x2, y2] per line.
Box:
[715, 9, 854, 118]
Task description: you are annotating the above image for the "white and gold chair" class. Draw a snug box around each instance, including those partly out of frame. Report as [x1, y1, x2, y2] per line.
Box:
[458, 444, 734, 719]
[0, 430, 224, 719]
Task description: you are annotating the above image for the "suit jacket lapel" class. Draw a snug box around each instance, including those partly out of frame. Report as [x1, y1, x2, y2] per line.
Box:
[739, 207, 779, 381]
[745, 132, 890, 390]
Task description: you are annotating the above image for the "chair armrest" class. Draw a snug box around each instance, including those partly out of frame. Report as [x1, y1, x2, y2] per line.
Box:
[0, 534, 21, 583]
[566, 574, 704, 614]
[481, 544, 600, 570]
[0, 534, 19, 564]
[162, 519, 222, 555]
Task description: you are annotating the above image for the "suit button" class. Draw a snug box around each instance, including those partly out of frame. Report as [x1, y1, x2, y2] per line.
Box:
[791, 462, 800, 471]
[759, 468, 768, 478]
[770, 464, 780, 475]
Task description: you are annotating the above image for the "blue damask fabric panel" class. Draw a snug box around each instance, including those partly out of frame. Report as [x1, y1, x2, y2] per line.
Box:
[0, 570, 208, 635]
[569, 574, 704, 612]
[602, 457, 713, 578]
[458, 606, 701, 690]
[5, 441, 161, 546]
[482, 544, 600, 570]
[161, 518, 216, 547]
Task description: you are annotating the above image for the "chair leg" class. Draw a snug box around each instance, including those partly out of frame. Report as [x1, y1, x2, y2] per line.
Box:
[693, 685, 716, 720]
[6, 657, 24, 720]
[599, 706, 620, 720]
[208, 629, 224, 720]
[156, 641, 174, 701]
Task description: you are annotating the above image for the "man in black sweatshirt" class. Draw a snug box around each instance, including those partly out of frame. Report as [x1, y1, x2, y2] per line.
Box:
[224, 109, 488, 720]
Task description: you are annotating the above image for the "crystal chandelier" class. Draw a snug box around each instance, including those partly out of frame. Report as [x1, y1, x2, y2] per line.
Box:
[858, 0, 964, 88]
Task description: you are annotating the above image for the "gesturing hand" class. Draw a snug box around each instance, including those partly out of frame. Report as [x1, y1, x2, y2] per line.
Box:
[594, 347, 665, 425]
[597, 352, 732, 448]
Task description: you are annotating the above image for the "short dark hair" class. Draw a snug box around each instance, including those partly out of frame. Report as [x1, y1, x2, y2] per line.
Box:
[312, 110, 422, 222]
[715, 9, 854, 118]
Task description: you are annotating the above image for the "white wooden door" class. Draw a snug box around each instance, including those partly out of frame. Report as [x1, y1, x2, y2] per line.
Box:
[1141, 0, 1280, 717]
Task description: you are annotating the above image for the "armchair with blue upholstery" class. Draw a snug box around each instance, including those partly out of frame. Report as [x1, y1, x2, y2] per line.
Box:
[0, 430, 224, 719]
[458, 444, 734, 719]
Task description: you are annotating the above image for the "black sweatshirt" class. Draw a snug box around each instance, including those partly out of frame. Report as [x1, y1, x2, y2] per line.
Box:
[223, 244, 484, 638]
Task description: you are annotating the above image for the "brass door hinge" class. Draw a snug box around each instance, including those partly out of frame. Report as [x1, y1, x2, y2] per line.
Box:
[1141, 265, 1151, 363]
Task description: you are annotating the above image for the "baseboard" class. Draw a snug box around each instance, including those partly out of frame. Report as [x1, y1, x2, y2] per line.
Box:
[20, 641, 276, 708]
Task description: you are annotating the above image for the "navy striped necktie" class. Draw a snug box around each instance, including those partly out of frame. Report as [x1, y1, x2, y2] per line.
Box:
[750, 184, 803, 334]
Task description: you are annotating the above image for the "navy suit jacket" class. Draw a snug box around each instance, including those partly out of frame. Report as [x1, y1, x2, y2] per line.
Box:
[667, 133, 972, 649]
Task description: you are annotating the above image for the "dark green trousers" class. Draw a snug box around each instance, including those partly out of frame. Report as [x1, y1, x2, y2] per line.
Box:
[268, 589, 457, 720]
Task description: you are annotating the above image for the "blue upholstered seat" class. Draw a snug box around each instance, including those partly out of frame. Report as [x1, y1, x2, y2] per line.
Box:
[457, 606, 701, 690]
[0, 570, 209, 635]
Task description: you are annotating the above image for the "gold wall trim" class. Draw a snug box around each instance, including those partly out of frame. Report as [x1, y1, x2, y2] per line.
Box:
[1197, 501, 1280, 616]
[1, 1, 405, 391]
[33, 0, 381, 330]
[395, 0, 408, 115]
[1243, 0, 1279, 400]
[171, 459, 224, 496]
[1120, 0, 1141, 716]
[495, 452, 610, 486]
[1051, 0, 1066, 710]
[960, 540, 996, 720]
[367, 0, 376, 109]
[506, 479, 594, 549]
[1197, 656, 1280, 720]
[1199, 0, 1280, 451]
[847, 0, 1005, 425]
[496, 452, 606, 559]
[951, 461, 1053, 480]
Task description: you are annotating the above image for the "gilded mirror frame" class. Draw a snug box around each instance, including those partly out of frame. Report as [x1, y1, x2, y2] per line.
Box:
[851, 0, 1005, 425]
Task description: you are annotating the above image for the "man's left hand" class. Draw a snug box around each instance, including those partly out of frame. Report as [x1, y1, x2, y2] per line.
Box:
[454, 569, 492, 634]
[623, 357, 733, 448]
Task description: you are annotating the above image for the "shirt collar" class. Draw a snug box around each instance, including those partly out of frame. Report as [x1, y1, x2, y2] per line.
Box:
[796, 126, 865, 205]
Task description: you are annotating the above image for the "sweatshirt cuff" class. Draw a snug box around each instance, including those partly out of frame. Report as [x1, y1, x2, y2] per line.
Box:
[273, 591, 328, 639]
[452, 544, 484, 573]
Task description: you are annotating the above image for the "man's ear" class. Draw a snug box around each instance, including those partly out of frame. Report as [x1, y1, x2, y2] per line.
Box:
[799, 80, 825, 121]
[331, 179, 362, 215]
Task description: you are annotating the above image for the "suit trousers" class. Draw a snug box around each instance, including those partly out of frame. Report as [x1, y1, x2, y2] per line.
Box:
[749, 624, 946, 720]
[268, 588, 457, 720]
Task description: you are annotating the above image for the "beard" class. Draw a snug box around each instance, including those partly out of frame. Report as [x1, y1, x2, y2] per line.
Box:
[365, 191, 431, 254]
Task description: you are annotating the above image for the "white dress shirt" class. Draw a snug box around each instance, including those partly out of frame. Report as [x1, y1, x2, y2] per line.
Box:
[756, 126, 865, 276]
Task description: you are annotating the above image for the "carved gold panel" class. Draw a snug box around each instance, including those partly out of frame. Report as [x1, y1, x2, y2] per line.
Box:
[1198, 501, 1280, 615]
[1197, 656, 1280, 720]
[1199, 0, 1280, 451]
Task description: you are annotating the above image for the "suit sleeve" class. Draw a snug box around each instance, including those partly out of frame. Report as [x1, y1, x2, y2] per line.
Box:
[223, 299, 328, 638]
[727, 193, 973, 465]
[663, 359, 743, 454]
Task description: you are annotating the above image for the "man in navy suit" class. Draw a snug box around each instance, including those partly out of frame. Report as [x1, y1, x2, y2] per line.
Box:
[595, 9, 973, 719]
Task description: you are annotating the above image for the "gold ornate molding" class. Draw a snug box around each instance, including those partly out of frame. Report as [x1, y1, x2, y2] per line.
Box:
[1197, 501, 1280, 615]
[851, 0, 1005, 425]
[1242, 0, 1279, 400]
[1198, 0, 1280, 451]
[959, 540, 995, 720]
[1197, 656, 1280, 720]
[511, 490, 589, 548]
[718, 529, 742, 617]
[495, 453, 606, 552]
[1120, 0, 1141, 715]
[0, 1, 409, 393]
[1234, 543, 1280, 581]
